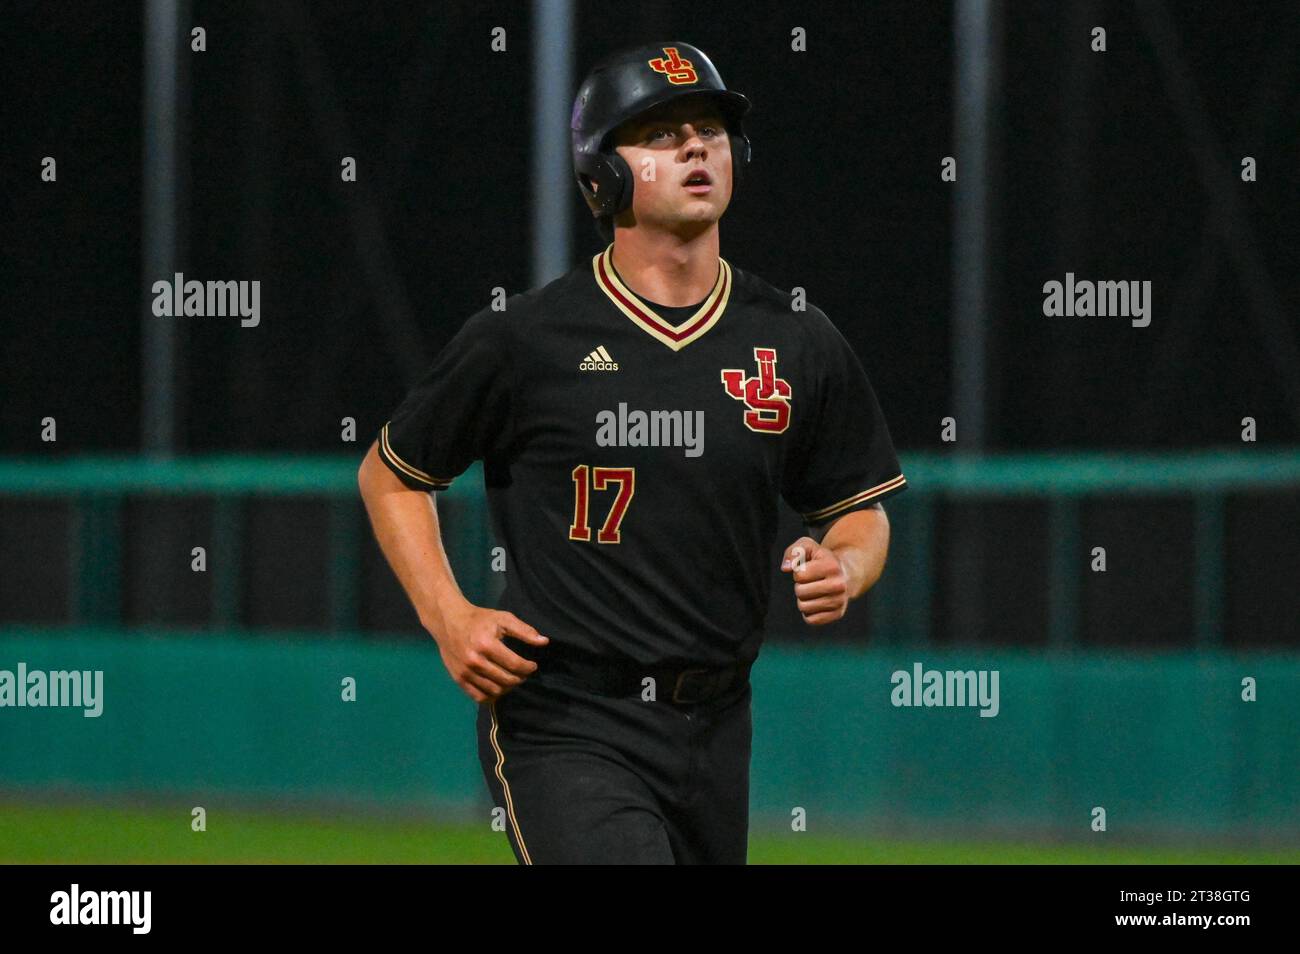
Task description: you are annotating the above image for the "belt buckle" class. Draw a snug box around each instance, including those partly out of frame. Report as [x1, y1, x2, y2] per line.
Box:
[672, 668, 713, 704]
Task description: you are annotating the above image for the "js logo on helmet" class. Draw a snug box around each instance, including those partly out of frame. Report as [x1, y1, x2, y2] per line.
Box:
[648, 47, 698, 85]
[721, 348, 792, 433]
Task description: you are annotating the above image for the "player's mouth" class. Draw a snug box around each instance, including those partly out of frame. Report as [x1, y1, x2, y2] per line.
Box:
[682, 168, 713, 194]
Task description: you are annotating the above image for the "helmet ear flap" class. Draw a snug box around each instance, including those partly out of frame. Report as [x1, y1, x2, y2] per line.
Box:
[606, 152, 634, 214]
[728, 130, 751, 187]
[576, 151, 634, 218]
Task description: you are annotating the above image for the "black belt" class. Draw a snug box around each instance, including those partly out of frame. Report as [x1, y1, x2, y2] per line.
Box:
[533, 644, 751, 706]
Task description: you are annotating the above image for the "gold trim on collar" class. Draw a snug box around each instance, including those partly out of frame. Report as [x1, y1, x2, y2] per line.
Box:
[591, 245, 732, 351]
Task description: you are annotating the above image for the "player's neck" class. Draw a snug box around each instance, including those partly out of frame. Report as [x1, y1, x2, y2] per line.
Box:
[610, 226, 720, 307]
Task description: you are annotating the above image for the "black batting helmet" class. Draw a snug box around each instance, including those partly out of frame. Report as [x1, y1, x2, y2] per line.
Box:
[571, 42, 752, 237]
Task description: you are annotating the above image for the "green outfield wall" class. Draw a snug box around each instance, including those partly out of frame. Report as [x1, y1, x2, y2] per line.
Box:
[1, 627, 1295, 842]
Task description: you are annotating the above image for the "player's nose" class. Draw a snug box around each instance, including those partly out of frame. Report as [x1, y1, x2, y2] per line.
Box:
[681, 127, 708, 158]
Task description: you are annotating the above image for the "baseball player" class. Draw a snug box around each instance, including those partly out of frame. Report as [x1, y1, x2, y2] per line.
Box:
[358, 41, 907, 864]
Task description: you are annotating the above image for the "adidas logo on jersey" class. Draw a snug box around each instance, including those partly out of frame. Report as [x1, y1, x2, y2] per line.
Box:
[579, 346, 619, 371]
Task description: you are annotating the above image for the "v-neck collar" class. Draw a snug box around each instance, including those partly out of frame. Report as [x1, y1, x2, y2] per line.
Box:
[591, 244, 732, 352]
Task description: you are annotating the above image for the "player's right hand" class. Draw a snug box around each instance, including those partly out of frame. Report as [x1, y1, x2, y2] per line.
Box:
[434, 604, 549, 703]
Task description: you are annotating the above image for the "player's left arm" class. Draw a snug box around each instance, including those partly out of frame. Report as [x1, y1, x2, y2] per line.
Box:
[778, 306, 905, 625]
[780, 503, 890, 625]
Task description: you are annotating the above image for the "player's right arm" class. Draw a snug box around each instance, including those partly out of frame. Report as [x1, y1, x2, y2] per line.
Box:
[358, 305, 546, 702]
[358, 441, 551, 701]
[358, 441, 548, 704]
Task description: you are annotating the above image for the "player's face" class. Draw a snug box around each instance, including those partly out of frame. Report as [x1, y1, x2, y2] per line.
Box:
[611, 98, 733, 236]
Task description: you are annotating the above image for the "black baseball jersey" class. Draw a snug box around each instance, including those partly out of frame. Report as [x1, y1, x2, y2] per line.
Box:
[377, 245, 907, 668]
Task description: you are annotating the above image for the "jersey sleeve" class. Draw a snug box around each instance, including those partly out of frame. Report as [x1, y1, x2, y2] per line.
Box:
[376, 305, 513, 491]
[782, 310, 907, 527]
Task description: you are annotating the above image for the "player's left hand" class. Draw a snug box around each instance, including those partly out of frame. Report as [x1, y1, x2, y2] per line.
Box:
[780, 536, 849, 625]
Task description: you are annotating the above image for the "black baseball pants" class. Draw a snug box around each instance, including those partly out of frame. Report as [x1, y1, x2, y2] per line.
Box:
[475, 670, 752, 864]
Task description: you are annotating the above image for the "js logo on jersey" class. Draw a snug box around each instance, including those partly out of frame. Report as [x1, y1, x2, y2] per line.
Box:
[721, 348, 791, 433]
[648, 47, 697, 85]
